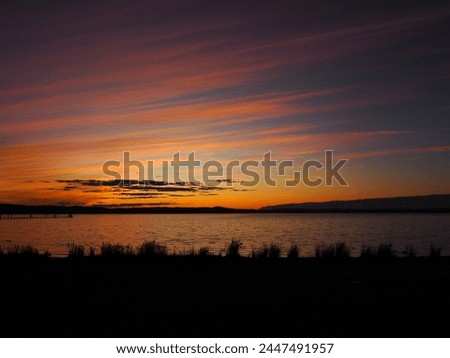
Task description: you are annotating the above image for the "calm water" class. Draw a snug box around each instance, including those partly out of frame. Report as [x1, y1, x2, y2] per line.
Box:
[0, 213, 449, 257]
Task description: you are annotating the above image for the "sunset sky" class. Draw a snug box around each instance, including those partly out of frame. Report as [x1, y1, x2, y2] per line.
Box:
[1, 0, 449, 209]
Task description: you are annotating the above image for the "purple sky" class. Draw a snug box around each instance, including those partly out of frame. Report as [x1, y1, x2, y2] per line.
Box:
[1, 0, 449, 208]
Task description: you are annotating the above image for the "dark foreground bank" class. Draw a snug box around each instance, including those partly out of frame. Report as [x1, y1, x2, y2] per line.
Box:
[2, 256, 450, 338]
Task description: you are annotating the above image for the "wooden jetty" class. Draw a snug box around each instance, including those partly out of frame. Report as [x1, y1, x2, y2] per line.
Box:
[0, 214, 74, 220]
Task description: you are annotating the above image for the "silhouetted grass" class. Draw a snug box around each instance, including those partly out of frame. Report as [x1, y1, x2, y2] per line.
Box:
[315, 242, 350, 258]
[198, 246, 211, 257]
[67, 243, 85, 258]
[4, 242, 450, 338]
[430, 244, 442, 258]
[287, 244, 299, 259]
[5, 244, 43, 257]
[335, 242, 350, 258]
[315, 244, 334, 258]
[361, 243, 395, 259]
[15, 245, 38, 256]
[404, 245, 416, 258]
[6, 246, 20, 255]
[251, 245, 269, 259]
[250, 243, 282, 259]
[378, 243, 395, 258]
[100, 243, 134, 257]
[226, 240, 243, 258]
[177, 247, 196, 256]
[88, 245, 96, 257]
[268, 243, 281, 259]
[137, 240, 168, 257]
[1, 240, 448, 260]
[360, 245, 377, 258]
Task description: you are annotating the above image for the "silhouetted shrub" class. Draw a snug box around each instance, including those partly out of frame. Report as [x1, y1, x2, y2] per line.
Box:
[287, 244, 299, 259]
[226, 240, 243, 258]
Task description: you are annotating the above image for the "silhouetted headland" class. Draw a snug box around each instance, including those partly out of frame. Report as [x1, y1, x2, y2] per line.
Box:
[261, 194, 450, 212]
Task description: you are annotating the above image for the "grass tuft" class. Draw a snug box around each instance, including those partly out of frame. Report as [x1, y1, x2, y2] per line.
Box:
[100, 243, 134, 257]
[6, 244, 40, 256]
[287, 244, 299, 259]
[430, 244, 441, 258]
[360, 245, 377, 258]
[404, 245, 416, 258]
[377, 243, 394, 258]
[251, 245, 269, 259]
[137, 240, 168, 257]
[226, 240, 243, 258]
[334, 242, 350, 258]
[315, 242, 350, 258]
[198, 246, 211, 257]
[268, 243, 281, 259]
[88, 245, 96, 257]
[67, 243, 85, 258]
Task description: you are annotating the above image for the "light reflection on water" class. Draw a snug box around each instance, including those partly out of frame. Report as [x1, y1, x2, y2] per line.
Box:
[0, 213, 449, 257]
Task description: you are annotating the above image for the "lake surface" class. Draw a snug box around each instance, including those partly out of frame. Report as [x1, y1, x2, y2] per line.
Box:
[0, 213, 449, 257]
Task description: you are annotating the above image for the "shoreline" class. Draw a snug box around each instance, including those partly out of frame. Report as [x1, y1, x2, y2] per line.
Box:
[2, 255, 450, 337]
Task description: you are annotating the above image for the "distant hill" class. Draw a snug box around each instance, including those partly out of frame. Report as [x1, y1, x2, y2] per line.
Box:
[260, 194, 450, 212]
